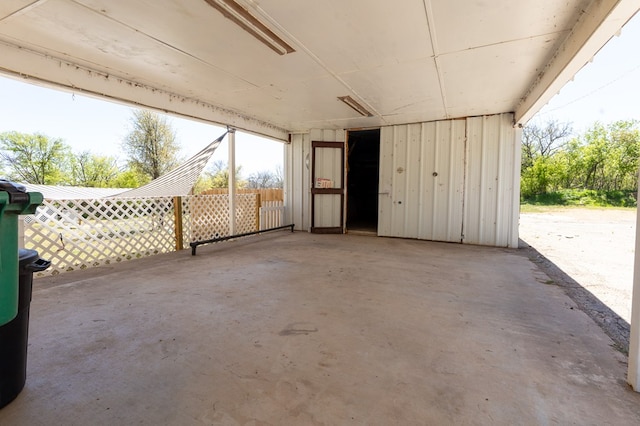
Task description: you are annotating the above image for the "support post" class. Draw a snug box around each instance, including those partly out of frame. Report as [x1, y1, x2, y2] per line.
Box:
[228, 128, 236, 236]
[255, 193, 261, 231]
[173, 196, 183, 251]
[628, 176, 640, 390]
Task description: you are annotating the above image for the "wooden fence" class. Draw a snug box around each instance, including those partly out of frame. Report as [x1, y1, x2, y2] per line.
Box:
[200, 188, 283, 202]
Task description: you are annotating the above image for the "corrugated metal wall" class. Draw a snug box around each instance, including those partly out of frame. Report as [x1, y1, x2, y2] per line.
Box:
[378, 119, 466, 242]
[463, 114, 521, 247]
[287, 115, 520, 247]
[378, 113, 519, 247]
[285, 133, 311, 231]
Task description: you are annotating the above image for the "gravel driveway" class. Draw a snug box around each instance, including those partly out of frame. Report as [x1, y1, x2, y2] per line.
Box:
[519, 207, 636, 350]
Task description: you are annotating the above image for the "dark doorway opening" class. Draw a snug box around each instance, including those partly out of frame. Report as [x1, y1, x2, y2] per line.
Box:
[347, 129, 380, 233]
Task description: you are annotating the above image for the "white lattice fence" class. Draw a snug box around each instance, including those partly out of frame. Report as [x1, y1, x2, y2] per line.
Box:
[23, 197, 175, 276]
[259, 200, 284, 230]
[235, 193, 259, 234]
[22, 194, 263, 276]
[182, 194, 228, 244]
[183, 194, 258, 243]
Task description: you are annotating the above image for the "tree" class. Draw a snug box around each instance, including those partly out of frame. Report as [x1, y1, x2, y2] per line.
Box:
[575, 120, 640, 191]
[520, 120, 573, 197]
[0, 131, 71, 184]
[71, 151, 120, 187]
[111, 169, 150, 189]
[520, 119, 640, 198]
[246, 167, 283, 189]
[522, 120, 573, 170]
[122, 110, 180, 180]
[273, 165, 284, 188]
[199, 160, 245, 189]
[605, 120, 640, 191]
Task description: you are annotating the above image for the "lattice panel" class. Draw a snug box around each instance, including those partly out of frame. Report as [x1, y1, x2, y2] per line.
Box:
[23, 197, 176, 276]
[182, 194, 228, 243]
[183, 194, 258, 243]
[235, 193, 259, 234]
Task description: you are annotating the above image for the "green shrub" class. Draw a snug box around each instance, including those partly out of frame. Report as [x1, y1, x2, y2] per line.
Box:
[521, 189, 637, 207]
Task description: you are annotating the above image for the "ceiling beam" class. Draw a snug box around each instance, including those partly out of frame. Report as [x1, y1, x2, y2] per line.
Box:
[515, 0, 640, 126]
[0, 39, 289, 141]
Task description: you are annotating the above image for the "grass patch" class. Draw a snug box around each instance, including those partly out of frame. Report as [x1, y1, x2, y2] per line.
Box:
[521, 189, 637, 208]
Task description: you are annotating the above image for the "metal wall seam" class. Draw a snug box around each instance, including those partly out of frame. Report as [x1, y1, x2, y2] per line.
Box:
[464, 116, 486, 246]
[462, 117, 476, 245]
[495, 117, 505, 245]
[417, 123, 427, 239]
[447, 119, 466, 242]
[377, 127, 394, 236]
[391, 125, 405, 237]
[405, 123, 421, 238]
[430, 122, 439, 239]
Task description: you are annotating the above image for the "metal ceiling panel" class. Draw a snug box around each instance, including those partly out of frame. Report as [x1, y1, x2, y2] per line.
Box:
[73, 0, 326, 87]
[340, 57, 445, 122]
[257, 0, 434, 73]
[438, 35, 558, 118]
[429, 0, 590, 54]
[0, 0, 255, 93]
[0, 1, 37, 20]
[0, 0, 636, 139]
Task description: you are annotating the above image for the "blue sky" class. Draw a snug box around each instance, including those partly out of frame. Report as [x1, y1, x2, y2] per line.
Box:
[534, 12, 640, 133]
[1, 11, 639, 174]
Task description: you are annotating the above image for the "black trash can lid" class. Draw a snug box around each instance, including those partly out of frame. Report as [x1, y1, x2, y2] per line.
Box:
[18, 249, 39, 268]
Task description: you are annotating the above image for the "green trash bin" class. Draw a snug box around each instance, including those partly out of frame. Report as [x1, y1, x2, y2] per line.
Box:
[0, 180, 43, 326]
[0, 180, 46, 409]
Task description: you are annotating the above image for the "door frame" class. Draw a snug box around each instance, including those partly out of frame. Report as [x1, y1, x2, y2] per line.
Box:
[310, 140, 345, 234]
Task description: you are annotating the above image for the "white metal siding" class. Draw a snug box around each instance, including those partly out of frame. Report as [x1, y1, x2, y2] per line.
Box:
[378, 120, 465, 242]
[285, 133, 311, 231]
[463, 113, 520, 247]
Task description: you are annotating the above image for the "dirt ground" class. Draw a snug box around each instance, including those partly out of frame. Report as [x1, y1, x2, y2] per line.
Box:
[519, 207, 636, 348]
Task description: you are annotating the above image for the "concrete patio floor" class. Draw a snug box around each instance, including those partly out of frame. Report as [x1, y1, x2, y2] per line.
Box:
[1, 232, 639, 425]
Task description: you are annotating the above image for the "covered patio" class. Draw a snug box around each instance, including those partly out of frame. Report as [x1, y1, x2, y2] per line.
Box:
[1, 232, 638, 424]
[3, 0, 640, 416]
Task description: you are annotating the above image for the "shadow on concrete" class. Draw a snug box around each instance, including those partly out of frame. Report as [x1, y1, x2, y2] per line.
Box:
[518, 238, 630, 354]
